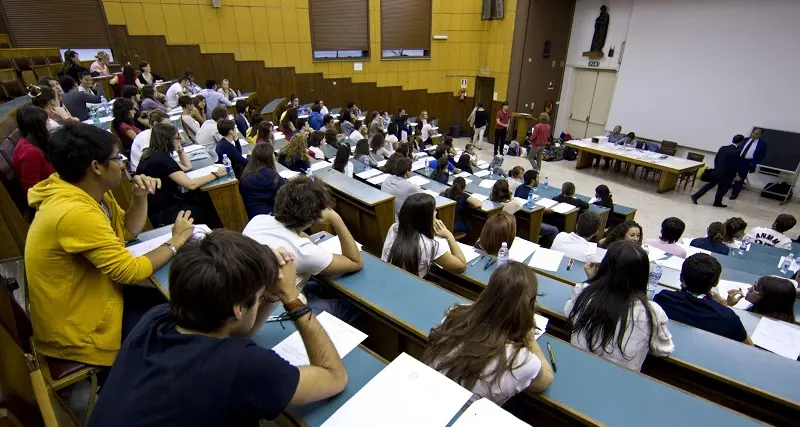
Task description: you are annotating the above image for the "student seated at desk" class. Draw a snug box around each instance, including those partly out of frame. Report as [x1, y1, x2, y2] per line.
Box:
[455, 153, 473, 174]
[745, 214, 797, 250]
[727, 276, 797, 322]
[477, 212, 517, 256]
[514, 169, 539, 199]
[179, 95, 200, 142]
[27, 122, 194, 369]
[381, 142, 411, 175]
[87, 231, 348, 426]
[426, 262, 554, 405]
[507, 166, 524, 195]
[553, 182, 590, 212]
[61, 75, 101, 121]
[566, 241, 674, 371]
[431, 156, 450, 184]
[386, 123, 400, 148]
[246, 113, 264, 145]
[216, 119, 249, 177]
[382, 157, 422, 219]
[691, 222, 730, 255]
[278, 132, 311, 173]
[381, 193, 467, 278]
[723, 217, 748, 250]
[332, 144, 354, 177]
[490, 179, 522, 214]
[339, 110, 355, 136]
[256, 120, 276, 146]
[195, 106, 229, 163]
[280, 108, 297, 139]
[243, 177, 363, 321]
[354, 138, 378, 167]
[112, 98, 141, 155]
[488, 155, 507, 177]
[645, 217, 687, 258]
[349, 120, 365, 142]
[140, 85, 169, 114]
[12, 105, 55, 194]
[191, 96, 207, 126]
[308, 103, 324, 130]
[599, 221, 643, 249]
[323, 114, 337, 133]
[370, 133, 392, 158]
[240, 144, 286, 219]
[441, 177, 482, 233]
[552, 212, 602, 262]
[137, 124, 224, 227]
[129, 110, 171, 173]
[654, 254, 750, 343]
[592, 184, 614, 216]
[233, 100, 251, 138]
[324, 127, 340, 147]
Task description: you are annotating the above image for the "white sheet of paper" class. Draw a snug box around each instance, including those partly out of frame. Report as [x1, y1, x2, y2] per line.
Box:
[588, 247, 607, 263]
[367, 174, 390, 185]
[528, 248, 564, 272]
[657, 256, 686, 271]
[279, 170, 300, 179]
[423, 189, 440, 197]
[455, 171, 472, 178]
[186, 164, 223, 179]
[407, 175, 430, 186]
[474, 169, 491, 177]
[309, 146, 325, 160]
[309, 161, 332, 172]
[127, 225, 209, 257]
[645, 245, 667, 261]
[509, 237, 540, 263]
[479, 179, 497, 189]
[682, 237, 694, 246]
[714, 280, 752, 300]
[534, 314, 549, 340]
[377, 159, 388, 167]
[456, 242, 481, 263]
[320, 353, 472, 427]
[451, 398, 531, 427]
[471, 193, 488, 202]
[513, 197, 527, 206]
[678, 243, 711, 256]
[413, 151, 428, 159]
[551, 203, 576, 214]
[317, 235, 363, 255]
[535, 198, 558, 208]
[182, 144, 206, 154]
[476, 160, 489, 168]
[411, 160, 427, 170]
[273, 312, 367, 366]
[751, 317, 800, 360]
[356, 168, 383, 179]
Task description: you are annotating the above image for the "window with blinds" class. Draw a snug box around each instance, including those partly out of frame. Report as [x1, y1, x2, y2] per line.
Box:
[0, 0, 112, 48]
[309, 0, 370, 60]
[380, 0, 431, 59]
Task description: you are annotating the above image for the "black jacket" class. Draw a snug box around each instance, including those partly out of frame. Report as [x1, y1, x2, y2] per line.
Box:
[713, 144, 741, 180]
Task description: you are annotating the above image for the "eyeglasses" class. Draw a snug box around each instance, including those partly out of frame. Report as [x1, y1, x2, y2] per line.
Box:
[105, 154, 124, 164]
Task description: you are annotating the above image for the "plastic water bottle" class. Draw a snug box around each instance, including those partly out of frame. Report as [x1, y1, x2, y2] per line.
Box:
[497, 242, 509, 266]
[305, 167, 315, 181]
[781, 254, 794, 274]
[526, 189, 534, 209]
[222, 154, 234, 179]
[543, 177, 549, 190]
[738, 236, 750, 255]
[100, 96, 110, 117]
[90, 107, 100, 127]
[237, 89, 242, 98]
[648, 262, 662, 299]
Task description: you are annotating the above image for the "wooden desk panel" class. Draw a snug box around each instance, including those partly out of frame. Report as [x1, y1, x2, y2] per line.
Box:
[201, 178, 248, 232]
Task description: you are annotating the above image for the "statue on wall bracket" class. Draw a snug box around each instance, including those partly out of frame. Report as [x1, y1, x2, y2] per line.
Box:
[583, 5, 609, 59]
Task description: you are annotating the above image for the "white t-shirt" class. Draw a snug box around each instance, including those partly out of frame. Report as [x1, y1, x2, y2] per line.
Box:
[349, 130, 363, 142]
[565, 283, 674, 371]
[129, 129, 152, 172]
[507, 177, 522, 195]
[420, 122, 432, 142]
[551, 232, 596, 262]
[342, 161, 354, 178]
[745, 226, 793, 250]
[194, 119, 220, 162]
[320, 105, 329, 116]
[470, 344, 541, 405]
[165, 82, 184, 108]
[385, 134, 399, 146]
[381, 223, 449, 278]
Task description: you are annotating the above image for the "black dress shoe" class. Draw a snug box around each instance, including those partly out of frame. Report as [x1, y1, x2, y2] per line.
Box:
[691, 196, 698, 204]
[713, 203, 728, 208]
[729, 196, 738, 200]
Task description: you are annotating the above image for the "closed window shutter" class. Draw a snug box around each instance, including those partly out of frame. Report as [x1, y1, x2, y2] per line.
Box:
[0, 0, 111, 48]
[381, 0, 431, 51]
[309, 0, 369, 52]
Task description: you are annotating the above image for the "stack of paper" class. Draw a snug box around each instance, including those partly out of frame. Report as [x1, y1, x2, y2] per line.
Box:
[471, 193, 489, 202]
[751, 317, 800, 360]
[320, 353, 473, 427]
[535, 198, 558, 208]
[508, 237, 540, 263]
[273, 312, 367, 366]
[657, 256, 686, 271]
[455, 171, 472, 178]
[317, 235, 363, 255]
[356, 168, 383, 179]
[127, 225, 210, 256]
[310, 161, 332, 172]
[407, 175, 430, 186]
[551, 203, 576, 214]
[528, 248, 564, 272]
[411, 159, 427, 170]
[451, 398, 531, 427]
[645, 245, 667, 261]
[367, 174, 390, 185]
[279, 170, 301, 179]
[186, 164, 223, 179]
[713, 280, 751, 300]
[456, 242, 481, 263]
[479, 179, 497, 189]
[474, 170, 491, 177]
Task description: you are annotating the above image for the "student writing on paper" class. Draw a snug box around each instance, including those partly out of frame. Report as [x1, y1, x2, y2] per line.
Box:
[243, 177, 363, 323]
[722, 217, 748, 250]
[476, 212, 517, 257]
[440, 177, 482, 233]
[239, 144, 287, 219]
[137, 124, 223, 227]
[551, 213, 602, 262]
[381, 157, 423, 219]
[426, 262, 554, 405]
[745, 214, 797, 250]
[690, 222, 730, 255]
[654, 254, 750, 344]
[598, 221, 643, 249]
[728, 276, 796, 323]
[382, 193, 467, 278]
[26, 123, 196, 370]
[645, 217, 688, 258]
[332, 144, 354, 177]
[278, 131, 311, 173]
[566, 241, 674, 371]
[87, 231, 348, 426]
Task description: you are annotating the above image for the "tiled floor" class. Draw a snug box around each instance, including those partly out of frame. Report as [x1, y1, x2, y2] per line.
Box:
[455, 137, 800, 241]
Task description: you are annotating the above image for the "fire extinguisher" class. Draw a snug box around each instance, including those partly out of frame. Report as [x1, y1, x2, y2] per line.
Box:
[459, 88, 467, 101]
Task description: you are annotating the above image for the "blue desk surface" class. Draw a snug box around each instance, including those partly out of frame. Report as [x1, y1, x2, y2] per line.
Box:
[261, 97, 286, 114]
[313, 168, 393, 206]
[349, 160, 455, 210]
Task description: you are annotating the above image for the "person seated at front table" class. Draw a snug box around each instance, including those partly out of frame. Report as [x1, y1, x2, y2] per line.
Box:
[134, 61, 165, 89]
[243, 177, 364, 321]
[426, 262, 554, 405]
[507, 166, 524, 195]
[727, 276, 797, 322]
[216, 119, 249, 177]
[645, 217, 688, 258]
[722, 217, 748, 250]
[140, 85, 170, 113]
[591, 184, 614, 216]
[441, 177, 482, 234]
[136, 124, 224, 227]
[234, 100, 251, 137]
[86, 231, 348, 427]
[566, 241, 674, 371]
[598, 221, 643, 248]
[431, 156, 451, 184]
[278, 131, 311, 173]
[216, 78, 237, 101]
[26, 122, 194, 369]
[89, 51, 110, 77]
[382, 193, 467, 278]
[745, 214, 797, 250]
[594, 125, 623, 168]
[552, 212, 602, 262]
[239, 144, 286, 219]
[179, 95, 200, 141]
[195, 106, 230, 162]
[654, 254, 750, 343]
[690, 222, 730, 255]
[476, 212, 517, 256]
[12, 106, 55, 194]
[111, 98, 141, 155]
[129, 109, 171, 173]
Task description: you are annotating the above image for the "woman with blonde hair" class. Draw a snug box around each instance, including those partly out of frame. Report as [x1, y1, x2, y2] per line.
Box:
[90, 51, 111, 77]
[278, 131, 311, 172]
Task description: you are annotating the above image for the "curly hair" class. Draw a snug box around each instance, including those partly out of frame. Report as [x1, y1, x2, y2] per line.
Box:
[274, 176, 334, 230]
[280, 131, 310, 162]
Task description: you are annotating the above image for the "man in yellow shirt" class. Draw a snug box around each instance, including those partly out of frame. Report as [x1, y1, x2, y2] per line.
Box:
[26, 122, 195, 367]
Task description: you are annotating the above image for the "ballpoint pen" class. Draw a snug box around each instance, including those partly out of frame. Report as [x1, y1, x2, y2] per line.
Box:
[483, 258, 496, 270]
[470, 254, 486, 267]
[547, 342, 557, 373]
[566, 259, 575, 271]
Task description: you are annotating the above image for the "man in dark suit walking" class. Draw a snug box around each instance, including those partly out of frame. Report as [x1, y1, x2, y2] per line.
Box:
[692, 135, 745, 207]
[730, 127, 767, 200]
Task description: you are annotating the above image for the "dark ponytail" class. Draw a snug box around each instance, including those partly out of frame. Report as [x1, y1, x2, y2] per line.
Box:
[707, 222, 726, 245]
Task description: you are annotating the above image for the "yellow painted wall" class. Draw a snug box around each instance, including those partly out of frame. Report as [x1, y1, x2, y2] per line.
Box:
[102, 0, 516, 98]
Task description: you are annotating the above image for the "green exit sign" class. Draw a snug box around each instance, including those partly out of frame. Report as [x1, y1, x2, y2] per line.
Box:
[588, 61, 600, 67]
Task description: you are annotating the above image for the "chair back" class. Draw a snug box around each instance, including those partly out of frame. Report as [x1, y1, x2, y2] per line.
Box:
[0, 129, 27, 213]
[687, 152, 705, 162]
[660, 140, 678, 156]
[0, 273, 32, 354]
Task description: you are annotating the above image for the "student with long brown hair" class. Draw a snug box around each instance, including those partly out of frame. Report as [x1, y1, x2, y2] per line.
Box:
[426, 262, 554, 404]
[332, 144, 354, 177]
[477, 212, 517, 256]
[490, 179, 523, 214]
[256, 120, 275, 146]
[239, 144, 286, 219]
[441, 177, 481, 233]
[728, 276, 797, 323]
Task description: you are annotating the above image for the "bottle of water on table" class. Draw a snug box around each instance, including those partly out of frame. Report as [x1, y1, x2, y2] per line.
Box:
[497, 242, 509, 266]
[780, 253, 794, 274]
[526, 189, 534, 209]
[222, 154, 234, 179]
[648, 262, 662, 299]
[90, 107, 100, 127]
[100, 96, 110, 117]
[543, 177, 549, 190]
[738, 236, 750, 255]
[306, 167, 315, 181]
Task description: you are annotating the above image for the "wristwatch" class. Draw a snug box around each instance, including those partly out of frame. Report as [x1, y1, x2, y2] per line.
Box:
[283, 297, 305, 312]
[160, 242, 177, 256]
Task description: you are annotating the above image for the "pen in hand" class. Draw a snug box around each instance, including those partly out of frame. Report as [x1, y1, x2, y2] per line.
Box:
[547, 342, 557, 373]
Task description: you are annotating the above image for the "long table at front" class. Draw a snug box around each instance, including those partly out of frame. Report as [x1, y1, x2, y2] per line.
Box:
[565, 139, 704, 193]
